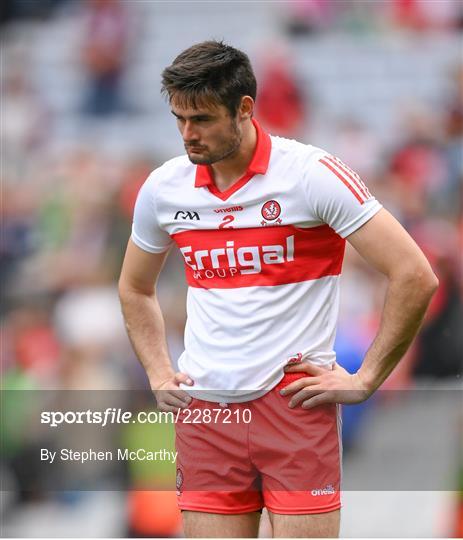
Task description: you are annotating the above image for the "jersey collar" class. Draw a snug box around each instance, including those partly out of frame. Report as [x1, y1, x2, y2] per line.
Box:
[194, 118, 271, 192]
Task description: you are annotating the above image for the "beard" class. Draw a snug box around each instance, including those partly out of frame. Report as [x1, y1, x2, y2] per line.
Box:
[186, 120, 242, 165]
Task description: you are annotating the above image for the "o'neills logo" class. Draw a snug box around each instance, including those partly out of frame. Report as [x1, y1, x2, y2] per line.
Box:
[180, 235, 294, 278]
[311, 484, 336, 496]
[214, 206, 243, 213]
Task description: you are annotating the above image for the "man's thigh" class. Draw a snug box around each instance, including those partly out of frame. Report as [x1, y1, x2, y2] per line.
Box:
[182, 510, 261, 538]
[268, 508, 340, 538]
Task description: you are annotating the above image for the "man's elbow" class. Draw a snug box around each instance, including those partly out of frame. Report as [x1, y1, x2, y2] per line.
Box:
[118, 277, 138, 304]
[118, 276, 155, 302]
[426, 271, 439, 296]
[410, 265, 439, 300]
[118, 277, 128, 301]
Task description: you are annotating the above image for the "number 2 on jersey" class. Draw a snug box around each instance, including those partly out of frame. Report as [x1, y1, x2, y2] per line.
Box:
[219, 215, 235, 229]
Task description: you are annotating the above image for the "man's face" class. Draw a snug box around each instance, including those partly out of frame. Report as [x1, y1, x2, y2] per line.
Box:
[170, 97, 242, 165]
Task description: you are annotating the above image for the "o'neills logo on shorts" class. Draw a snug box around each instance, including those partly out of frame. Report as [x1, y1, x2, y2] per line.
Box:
[311, 484, 336, 496]
[172, 225, 345, 289]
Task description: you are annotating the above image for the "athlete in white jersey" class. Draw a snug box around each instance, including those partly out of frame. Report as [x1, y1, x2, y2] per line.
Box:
[119, 41, 438, 538]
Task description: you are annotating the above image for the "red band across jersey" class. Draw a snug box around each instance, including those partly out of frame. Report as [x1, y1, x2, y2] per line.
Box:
[172, 224, 345, 289]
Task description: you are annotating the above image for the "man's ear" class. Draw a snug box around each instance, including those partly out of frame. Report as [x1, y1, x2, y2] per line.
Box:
[238, 96, 254, 121]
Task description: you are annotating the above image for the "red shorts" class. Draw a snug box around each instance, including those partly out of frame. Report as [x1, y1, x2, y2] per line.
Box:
[175, 372, 342, 515]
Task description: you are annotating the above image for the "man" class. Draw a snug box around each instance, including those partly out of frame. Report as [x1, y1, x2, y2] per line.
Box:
[118, 41, 438, 538]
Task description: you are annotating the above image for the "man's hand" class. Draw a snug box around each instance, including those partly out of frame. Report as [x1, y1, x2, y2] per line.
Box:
[153, 372, 194, 413]
[280, 362, 372, 409]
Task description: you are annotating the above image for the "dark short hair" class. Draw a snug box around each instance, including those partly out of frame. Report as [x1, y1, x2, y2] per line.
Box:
[161, 40, 257, 116]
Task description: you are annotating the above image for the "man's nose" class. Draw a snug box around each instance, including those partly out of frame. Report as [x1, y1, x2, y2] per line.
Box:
[182, 121, 198, 142]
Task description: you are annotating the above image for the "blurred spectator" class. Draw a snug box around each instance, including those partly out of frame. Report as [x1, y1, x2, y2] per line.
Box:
[122, 397, 182, 537]
[1, 184, 38, 314]
[283, 0, 338, 36]
[442, 64, 463, 214]
[256, 51, 307, 138]
[411, 220, 462, 378]
[383, 104, 450, 227]
[0, 0, 69, 25]
[2, 48, 51, 162]
[1, 314, 56, 503]
[7, 306, 61, 385]
[389, 0, 462, 32]
[80, 0, 132, 116]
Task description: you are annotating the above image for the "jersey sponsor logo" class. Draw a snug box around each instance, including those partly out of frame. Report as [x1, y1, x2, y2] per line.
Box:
[180, 235, 294, 276]
[311, 484, 336, 496]
[172, 225, 345, 289]
[214, 205, 243, 213]
[261, 200, 282, 221]
[319, 155, 372, 205]
[174, 210, 200, 220]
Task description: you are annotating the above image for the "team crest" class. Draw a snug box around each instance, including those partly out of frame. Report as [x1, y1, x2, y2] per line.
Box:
[287, 352, 303, 364]
[261, 200, 282, 225]
[176, 468, 184, 492]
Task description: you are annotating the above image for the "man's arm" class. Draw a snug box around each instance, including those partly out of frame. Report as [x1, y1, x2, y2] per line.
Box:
[118, 239, 193, 411]
[344, 208, 438, 390]
[281, 208, 439, 408]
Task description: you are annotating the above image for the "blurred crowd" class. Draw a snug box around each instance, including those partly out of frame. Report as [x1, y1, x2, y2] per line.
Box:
[1, 0, 462, 537]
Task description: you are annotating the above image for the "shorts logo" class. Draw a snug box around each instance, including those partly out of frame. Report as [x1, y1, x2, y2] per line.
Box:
[176, 468, 184, 492]
[261, 200, 281, 222]
[311, 484, 336, 496]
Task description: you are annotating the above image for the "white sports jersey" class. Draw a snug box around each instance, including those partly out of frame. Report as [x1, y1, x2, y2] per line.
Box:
[132, 119, 382, 402]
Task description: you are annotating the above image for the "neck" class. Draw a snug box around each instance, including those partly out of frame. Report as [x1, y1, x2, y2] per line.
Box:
[211, 119, 257, 191]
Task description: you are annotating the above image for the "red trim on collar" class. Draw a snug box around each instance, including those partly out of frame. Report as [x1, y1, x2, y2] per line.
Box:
[194, 118, 271, 200]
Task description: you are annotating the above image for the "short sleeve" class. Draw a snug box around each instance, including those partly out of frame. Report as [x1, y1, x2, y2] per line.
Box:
[306, 153, 382, 238]
[131, 172, 173, 253]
